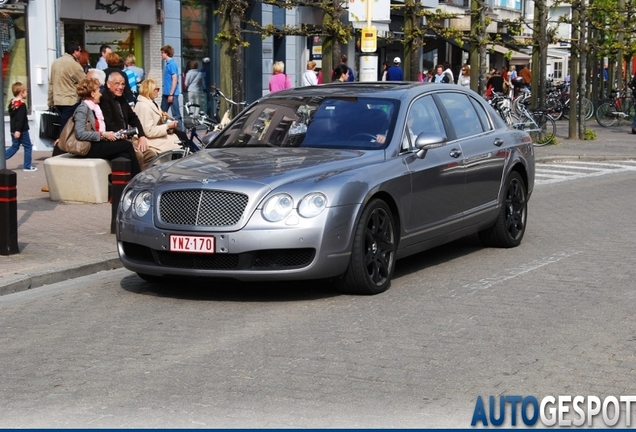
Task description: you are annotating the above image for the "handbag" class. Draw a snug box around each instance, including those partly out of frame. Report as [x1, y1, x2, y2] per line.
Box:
[39, 108, 61, 139]
[57, 116, 92, 156]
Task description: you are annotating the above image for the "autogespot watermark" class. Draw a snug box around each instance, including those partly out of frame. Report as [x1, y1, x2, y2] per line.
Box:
[471, 395, 636, 427]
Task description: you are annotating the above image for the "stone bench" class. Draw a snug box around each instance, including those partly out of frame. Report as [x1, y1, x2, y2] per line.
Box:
[44, 154, 111, 203]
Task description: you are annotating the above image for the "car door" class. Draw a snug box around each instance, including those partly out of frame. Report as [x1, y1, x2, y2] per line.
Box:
[442, 94, 508, 226]
[401, 95, 466, 247]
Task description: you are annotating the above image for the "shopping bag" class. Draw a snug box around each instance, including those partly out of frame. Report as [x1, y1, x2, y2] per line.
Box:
[39, 108, 61, 139]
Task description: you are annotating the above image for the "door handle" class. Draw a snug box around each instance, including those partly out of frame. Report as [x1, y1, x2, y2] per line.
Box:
[449, 148, 462, 158]
[493, 138, 504, 147]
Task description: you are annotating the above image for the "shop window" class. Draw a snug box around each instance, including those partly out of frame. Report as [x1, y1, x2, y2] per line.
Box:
[64, 23, 143, 70]
[2, 2, 28, 114]
[553, 61, 563, 80]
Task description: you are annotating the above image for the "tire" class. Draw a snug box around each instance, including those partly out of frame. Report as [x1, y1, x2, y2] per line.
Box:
[479, 172, 527, 248]
[336, 199, 397, 295]
[546, 98, 563, 121]
[595, 102, 618, 127]
[530, 113, 556, 146]
[565, 98, 594, 121]
[149, 149, 187, 167]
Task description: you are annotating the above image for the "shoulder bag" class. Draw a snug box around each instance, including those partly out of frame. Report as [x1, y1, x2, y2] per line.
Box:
[57, 116, 92, 156]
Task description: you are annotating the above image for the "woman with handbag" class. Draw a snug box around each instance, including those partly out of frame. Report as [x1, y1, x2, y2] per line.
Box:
[71, 77, 141, 176]
[134, 78, 187, 154]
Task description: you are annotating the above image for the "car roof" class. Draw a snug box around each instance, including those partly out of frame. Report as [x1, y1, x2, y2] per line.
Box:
[263, 82, 467, 101]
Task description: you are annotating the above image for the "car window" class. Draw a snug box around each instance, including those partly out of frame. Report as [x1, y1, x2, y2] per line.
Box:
[469, 96, 493, 131]
[402, 95, 445, 151]
[437, 92, 485, 139]
[209, 97, 399, 150]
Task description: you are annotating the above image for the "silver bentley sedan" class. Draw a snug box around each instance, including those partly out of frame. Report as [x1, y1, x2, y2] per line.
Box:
[116, 82, 535, 294]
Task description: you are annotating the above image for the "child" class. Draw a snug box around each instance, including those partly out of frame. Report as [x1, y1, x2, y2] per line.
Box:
[6, 82, 37, 172]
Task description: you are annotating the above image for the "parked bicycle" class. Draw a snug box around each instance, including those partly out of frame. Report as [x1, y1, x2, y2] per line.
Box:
[148, 102, 216, 167]
[208, 85, 247, 130]
[511, 100, 557, 147]
[488, 92, 518, 126]
[595, 87, 635, 127]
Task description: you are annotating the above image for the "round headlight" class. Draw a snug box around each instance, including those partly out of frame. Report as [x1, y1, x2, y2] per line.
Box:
[122, 189, 134, 212]
[133, 191, 152, 217]
[298, 193, 327, 218]
[262, 193, 294, 222]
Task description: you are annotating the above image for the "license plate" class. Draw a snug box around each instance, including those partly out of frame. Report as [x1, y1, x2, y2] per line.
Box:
[169, 235, 215, 253]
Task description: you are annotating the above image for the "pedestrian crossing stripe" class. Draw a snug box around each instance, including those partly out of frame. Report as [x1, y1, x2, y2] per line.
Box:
[535, 160, 636, 185]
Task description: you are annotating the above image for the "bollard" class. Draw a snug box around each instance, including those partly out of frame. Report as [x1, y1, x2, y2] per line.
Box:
[110, 157, 131, 234]
[0, 169, 19, 255]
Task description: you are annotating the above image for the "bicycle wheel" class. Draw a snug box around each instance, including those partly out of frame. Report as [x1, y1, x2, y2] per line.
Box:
[595, 102, 619, 127]
[529, 113, 556, 146]
[503, 111, 520, 127]
[149, 149, 187, 167]
[624, 98, 636, 123]
[582, 98, 594, 120]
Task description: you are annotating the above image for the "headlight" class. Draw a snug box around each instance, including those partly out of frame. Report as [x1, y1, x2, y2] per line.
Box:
[262, 193, 293, 222]
[133, 191, 152, 217]
[122, 189, 134, 212]
[298, 193, 327, 218]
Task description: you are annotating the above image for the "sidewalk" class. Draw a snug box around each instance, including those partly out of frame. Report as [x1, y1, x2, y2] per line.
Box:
[2, 121, 636, 295]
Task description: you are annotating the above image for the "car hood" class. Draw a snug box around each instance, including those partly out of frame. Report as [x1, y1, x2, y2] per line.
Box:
[147, 147, 384, 191]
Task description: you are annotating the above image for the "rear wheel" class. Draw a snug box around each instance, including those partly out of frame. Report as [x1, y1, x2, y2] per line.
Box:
[479, 172, 527, 248]
[595, 102, 618, 127]
[336, 199, 396, 295]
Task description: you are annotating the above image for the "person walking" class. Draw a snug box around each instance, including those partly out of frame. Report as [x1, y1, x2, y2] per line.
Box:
[160, 44, 183, 131]
[302, 60, 318, 86]
[268, 61, 292, 93]
[386, 57, 404, 81]
[184, 60, 204, 116]
[433, 64, 450, 83]
[124, 53, 144, 83]
[6, 82, 36, 171]
[339, 55, 355, 82]
[457, 64, 470, 87]
[47, 40, 85, 156]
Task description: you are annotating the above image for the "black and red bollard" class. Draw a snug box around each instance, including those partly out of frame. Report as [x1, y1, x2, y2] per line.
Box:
[110, 158, 131, 234]
[0, 169, 19, 255]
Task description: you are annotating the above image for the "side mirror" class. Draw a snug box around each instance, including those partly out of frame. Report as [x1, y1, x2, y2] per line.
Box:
[414, 133, 447, 158]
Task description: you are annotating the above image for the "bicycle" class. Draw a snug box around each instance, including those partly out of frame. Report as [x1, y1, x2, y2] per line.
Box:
[595, 87, 635, 127]
[511, 101, 557, 147]
[148, 102, 216, 166]
[208, 85, 247, 130]
[488, 92, 519, 126]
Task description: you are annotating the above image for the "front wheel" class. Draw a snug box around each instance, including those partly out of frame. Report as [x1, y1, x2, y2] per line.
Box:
[529, 113, 556, 146]
[479, 172, 527, 248]
[336, 199, 397, 295]
[149, 149, 187, 167]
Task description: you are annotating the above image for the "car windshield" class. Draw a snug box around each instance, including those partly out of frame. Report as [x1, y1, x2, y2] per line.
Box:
[209, 96, 399, 150]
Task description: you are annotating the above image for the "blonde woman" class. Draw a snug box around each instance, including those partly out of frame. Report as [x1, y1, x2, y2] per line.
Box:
[302, 61, 318, 86]
[268, 61, 292, 93]
[457, 64, 470, 87]
[133, 78, 187, 154]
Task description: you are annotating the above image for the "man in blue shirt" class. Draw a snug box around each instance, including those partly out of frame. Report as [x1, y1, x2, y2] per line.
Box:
[339, 55, 355, 82]
[160, 44, 183, 131]
[386, 57, 404, 81]
[96, 45, 111, 70]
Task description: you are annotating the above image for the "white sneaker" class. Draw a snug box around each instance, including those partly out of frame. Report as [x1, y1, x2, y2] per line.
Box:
[23, 166, 38, 172]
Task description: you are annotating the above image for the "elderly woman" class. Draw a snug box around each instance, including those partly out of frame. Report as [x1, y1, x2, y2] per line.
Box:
[133, 78, 187, 154]
[72, 77, 141, 176]
[268, 61, 292, 93]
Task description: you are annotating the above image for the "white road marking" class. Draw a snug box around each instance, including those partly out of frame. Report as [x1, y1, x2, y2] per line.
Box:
[536, 160, 636, 185]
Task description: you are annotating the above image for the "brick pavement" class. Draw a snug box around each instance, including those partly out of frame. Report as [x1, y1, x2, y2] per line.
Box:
[1, 121, 636, 295]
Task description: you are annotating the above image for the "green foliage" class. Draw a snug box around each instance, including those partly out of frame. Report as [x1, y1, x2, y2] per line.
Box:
[584, 129, 597, 140]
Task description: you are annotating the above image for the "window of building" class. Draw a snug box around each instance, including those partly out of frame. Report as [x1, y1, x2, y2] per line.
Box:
[64, 22, 143, 70]
[553, 61, 563, 80]
[2, 2, 28, 114]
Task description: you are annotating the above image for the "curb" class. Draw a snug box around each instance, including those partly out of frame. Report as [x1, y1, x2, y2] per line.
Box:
[0, 254, 123, 297]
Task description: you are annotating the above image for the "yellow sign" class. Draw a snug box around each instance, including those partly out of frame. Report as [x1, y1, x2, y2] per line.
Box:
[361, 26, 377, 53]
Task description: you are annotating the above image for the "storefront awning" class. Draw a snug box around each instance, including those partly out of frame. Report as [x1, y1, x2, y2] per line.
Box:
[489, 44, 532, 61]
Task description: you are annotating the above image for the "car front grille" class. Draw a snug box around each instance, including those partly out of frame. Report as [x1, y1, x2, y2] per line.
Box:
[122, 242, 315, 271]
[159, 190, 249, 226]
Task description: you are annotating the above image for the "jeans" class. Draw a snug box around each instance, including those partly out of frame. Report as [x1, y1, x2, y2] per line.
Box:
[5, 130, 33, 169]
[161, 94, 184, 131]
